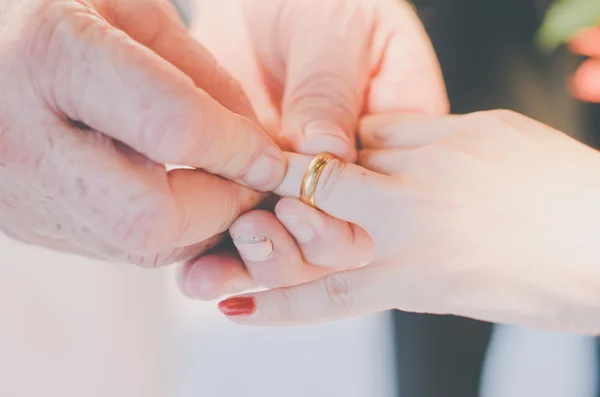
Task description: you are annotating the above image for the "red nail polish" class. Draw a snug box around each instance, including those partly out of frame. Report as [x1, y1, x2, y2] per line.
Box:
[218, 297, 256, 316]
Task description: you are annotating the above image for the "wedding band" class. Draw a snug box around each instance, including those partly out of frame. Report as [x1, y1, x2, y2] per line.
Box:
[300, 152, 338, 208]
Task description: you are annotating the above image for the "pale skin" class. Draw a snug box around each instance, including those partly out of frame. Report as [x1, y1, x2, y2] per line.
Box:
[0, 0, 447, 268]
[221, 110, 600, 335]
[179, 0, 448, 298]
[3, 0, 599, 333]
[180, 4, 600, 335]
[0, 0, 290, 265]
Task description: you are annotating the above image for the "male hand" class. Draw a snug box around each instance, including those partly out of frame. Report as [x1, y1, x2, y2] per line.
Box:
[180, 0, 448, 298]
[0, 0, 285, 266]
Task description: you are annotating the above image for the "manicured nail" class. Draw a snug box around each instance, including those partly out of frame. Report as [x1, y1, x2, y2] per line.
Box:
[301, 120, 352, 159]
[218, 297, 256, 316]
[244, 153, 287, 191]
[233, 235, 274, 262]
[278, 215, 315, 243]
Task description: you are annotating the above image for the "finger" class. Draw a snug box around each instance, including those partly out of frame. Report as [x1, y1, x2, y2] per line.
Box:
[38, 123, 264, 256]
[570, 59, 600, 102]
[230, 210, 327, 288]
[45, 4, 284, 191]
[273, 153, 389, 232]
[275, 198, 374, 267]
[358, 148, 412, 176]
[125, 235, 226, 269]
[568, 27, 600, 57]
[359, 113, 454, 149]
[177, 250, 256, 300]
[217, 266, 394, 326]
[102, 0, 257, 119]
[279, 2, 375, 161]
[367, 0, 448, 115]
[164, 168, 264, 249]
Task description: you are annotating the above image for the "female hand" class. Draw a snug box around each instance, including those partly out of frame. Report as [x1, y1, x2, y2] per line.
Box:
[179, 0, 447, 299]
[569, 26, 600, 102]
[219, 110, 600, 335]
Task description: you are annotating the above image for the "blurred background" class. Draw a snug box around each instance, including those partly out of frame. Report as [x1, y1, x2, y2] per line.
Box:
[1, 0, 600, 396]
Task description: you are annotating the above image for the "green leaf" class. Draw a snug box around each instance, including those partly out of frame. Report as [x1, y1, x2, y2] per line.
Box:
[536, 0, 600, 52]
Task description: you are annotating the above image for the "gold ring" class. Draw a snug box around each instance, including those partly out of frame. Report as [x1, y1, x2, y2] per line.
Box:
[300, 152, 337, 208]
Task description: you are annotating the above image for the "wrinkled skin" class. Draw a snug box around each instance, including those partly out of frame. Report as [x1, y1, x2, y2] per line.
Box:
[0, 0, 286, 266]
[181, 0, 448, 299]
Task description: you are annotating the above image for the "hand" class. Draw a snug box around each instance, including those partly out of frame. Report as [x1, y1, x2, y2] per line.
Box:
[569, 26, 600, 102]
[179, 0, 447, 299]
[219, 110, 600, 335]
[0, 0, 285, 265]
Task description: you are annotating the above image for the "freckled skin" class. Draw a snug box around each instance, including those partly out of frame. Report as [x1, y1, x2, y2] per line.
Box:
[0, 0, 282, 267]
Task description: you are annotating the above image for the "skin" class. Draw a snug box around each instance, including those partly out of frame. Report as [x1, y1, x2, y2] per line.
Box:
[179, 0, 448, 299]
[222, 110, 600, 335]
[569, 26, 600, 103]
[182, 5, 600, 302]
[0, 0, 286, 266]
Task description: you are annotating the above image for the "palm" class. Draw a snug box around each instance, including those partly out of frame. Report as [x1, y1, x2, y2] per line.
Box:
[181, 0, 448, 299]
[191, 0, 447, 156]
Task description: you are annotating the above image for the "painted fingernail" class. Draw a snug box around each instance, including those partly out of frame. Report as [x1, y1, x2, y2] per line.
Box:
[244, 153, 287, 191]
[218, 297, 256, 316]
[278, 215, 315, 243]
[301, 120, 352, 159]
[233, 235, 274, 262]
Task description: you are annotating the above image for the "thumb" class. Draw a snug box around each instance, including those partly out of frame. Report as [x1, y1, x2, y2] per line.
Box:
[217, 265, 394, 326]
[46, 2, 285, 191]
[272, 153, 389, 231]
[280, 4, 374, 162]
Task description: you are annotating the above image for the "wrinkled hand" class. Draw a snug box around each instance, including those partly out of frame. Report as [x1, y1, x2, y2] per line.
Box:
[219, 110, 600, 334]
[0, 0, 285, 265]
[569, 26, 600, 102]
[180, 0, 447, 299]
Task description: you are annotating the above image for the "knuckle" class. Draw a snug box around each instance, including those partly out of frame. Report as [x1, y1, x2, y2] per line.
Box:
[270, 287, 296, 322]
[214, 184, 244, 233]
[486, 109, 520, 121]
[462, 109, 516, 129]
[323, 272, 353, 313]
[135, 87, 199, 162]
[197, 113, 241, 176]
[285, 71, 358, 120]
[129, 250, 174, 269]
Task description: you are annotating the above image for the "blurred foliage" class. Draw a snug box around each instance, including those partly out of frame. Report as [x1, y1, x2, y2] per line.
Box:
[537, 0, 600, 52]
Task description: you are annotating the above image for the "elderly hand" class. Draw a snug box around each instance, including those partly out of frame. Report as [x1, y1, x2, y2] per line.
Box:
[0, 0, 285, 265]
[180, 0, 447, 299]
[219, 110, 600, 335]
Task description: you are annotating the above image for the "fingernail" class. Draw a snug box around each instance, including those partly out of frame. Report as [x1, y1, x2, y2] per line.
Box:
[244, 153, 287, 191]
[233, 235, 274, 262]
[278, 215, 315, 243]
[301, 120, 353, 160]
[218, 297, 256, 316]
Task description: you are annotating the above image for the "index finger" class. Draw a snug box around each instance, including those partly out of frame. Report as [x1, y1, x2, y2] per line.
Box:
[40, 4, 285, 191]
